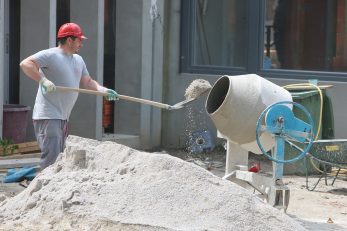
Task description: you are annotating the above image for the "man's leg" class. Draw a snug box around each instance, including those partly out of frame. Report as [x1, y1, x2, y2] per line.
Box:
[33, 120, 68, 170]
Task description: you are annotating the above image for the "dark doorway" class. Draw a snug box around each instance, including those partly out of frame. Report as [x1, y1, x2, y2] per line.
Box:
[8, 0, 20, 104]
[56, 0, 70, 45]
[103, 0, 116, 133]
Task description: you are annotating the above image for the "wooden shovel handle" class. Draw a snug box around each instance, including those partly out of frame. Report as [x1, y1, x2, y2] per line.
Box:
[118, 94, 171, 109]
[56, 86, 107, 96]
[55, 86, 171, 110]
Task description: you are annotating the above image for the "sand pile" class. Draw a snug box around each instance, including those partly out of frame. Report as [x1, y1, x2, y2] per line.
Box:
[184, 79, 212, 100]
[0, 136, 305, 231]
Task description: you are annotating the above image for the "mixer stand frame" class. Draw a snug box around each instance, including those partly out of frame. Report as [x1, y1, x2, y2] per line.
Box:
[223, 141, 290, 211]
[223, 101, 314, 212]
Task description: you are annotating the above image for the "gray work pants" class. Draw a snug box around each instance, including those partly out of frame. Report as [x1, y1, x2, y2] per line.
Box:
[33, 119, 68, 170]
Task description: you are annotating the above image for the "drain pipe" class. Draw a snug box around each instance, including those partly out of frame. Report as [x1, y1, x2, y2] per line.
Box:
[0, 0, 5, 139]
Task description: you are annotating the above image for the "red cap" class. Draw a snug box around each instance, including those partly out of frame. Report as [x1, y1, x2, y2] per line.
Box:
[57, 23, 87, 39]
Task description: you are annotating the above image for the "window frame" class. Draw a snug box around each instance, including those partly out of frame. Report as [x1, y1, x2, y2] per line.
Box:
[180, 0, 347, 82]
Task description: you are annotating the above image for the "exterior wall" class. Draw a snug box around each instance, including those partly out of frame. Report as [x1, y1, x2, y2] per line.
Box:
[19, 0, 103, 141]
[0, 0, 4, 138]
[20, 0, 51, 141]
[16, 0, 163, 148]
[114, 0, 142, 136]
[69, 0, 103, 139]
[161, 1, 347, 149]
[113, 0, 164, 149]
[140, 0, 164, 148]
[7, 0, 347, 149]
[162, 1, 218, 148]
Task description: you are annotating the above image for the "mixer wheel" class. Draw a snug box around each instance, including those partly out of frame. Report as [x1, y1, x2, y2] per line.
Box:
[255, 101, 314, 164]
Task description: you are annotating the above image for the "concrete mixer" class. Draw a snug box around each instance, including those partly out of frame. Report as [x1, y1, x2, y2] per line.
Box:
[205, 74, 314, 211]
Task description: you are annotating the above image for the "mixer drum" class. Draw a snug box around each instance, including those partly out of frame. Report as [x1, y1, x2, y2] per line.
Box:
[205, 74, 292, 153]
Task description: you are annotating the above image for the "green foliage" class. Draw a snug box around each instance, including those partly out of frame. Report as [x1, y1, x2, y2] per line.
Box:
[0, 138, 19, 156]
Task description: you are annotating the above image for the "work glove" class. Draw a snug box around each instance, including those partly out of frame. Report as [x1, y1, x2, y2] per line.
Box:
[39, 77, 56, 93]
[97, 86, 119, 101]
[105, 89, 119, 101]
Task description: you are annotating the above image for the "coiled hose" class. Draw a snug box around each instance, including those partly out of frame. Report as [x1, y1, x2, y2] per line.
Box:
[283, 83, 325, 173]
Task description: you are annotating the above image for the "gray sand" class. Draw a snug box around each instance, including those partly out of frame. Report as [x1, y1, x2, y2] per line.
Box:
[184, 79, 212, 100]
[0, 136, 306, 231]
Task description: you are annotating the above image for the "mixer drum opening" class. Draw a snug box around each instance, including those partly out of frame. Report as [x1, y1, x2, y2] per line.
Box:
[206, 76, 230, 114]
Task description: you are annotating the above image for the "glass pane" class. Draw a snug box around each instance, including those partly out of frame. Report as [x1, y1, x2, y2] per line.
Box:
[264, 0, 347, 72]
[192, 0, 248, 68]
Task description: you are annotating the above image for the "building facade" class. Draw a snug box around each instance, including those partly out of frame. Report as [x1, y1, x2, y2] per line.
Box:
[1, 0, 347, 150]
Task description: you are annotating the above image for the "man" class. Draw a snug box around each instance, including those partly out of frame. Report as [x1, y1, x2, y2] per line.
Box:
[20, 22, 117, 170]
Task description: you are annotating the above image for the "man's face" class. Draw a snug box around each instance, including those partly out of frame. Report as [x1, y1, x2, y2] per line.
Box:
[68, 37, 83, 54]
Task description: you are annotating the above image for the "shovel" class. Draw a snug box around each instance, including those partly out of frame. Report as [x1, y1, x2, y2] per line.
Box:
[55, 86, 208, 110]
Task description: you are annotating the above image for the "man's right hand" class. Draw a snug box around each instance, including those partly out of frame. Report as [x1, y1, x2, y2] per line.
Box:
[39, 77, 56, 93]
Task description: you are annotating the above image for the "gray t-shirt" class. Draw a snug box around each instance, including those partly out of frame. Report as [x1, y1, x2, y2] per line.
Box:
[32, 47, 89, 120]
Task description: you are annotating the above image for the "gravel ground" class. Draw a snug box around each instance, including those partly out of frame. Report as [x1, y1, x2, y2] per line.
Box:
[163, 148, 347, 231]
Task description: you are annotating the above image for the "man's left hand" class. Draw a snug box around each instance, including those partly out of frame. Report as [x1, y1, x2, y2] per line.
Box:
[105, 89, 119, 101]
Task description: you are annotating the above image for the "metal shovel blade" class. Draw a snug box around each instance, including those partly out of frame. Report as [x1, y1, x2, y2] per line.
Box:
[169, 98, 197, 110]
[168, 89, 210, 110]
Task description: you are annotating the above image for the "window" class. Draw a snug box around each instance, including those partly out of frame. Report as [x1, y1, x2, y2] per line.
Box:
[265, 0, 347, 73]
[181, 0, 347, 81]
[180, 0, 250, 74]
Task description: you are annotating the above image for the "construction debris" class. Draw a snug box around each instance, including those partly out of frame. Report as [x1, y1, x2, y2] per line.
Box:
[0, 141, 40, 156]
[0, 158, 40, 170]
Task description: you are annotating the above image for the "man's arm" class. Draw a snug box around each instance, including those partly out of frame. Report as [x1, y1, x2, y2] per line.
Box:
[80, 76, 118, 100]
[19, 56, 42, 82]
[79, 76, 103, 91]
[20, 56, 56, 92]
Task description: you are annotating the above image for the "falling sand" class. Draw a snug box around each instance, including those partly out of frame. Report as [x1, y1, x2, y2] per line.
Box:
[184, 79, 212, 100]
[0, 136, 306, 231]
